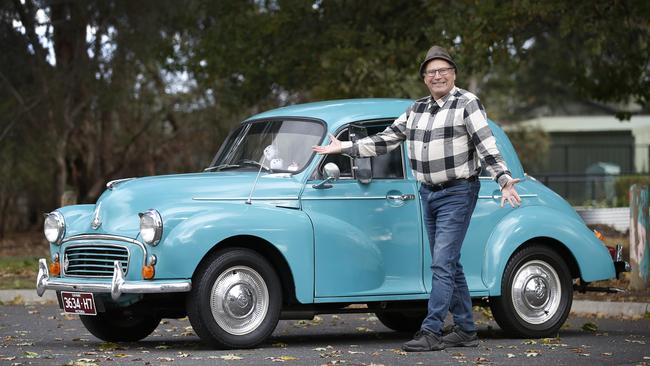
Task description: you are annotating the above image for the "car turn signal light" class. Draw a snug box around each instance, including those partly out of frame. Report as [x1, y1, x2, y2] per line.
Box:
[142, 265, 155, 280]
[593, 229, 605, 241]
[49, 259, 60, 276]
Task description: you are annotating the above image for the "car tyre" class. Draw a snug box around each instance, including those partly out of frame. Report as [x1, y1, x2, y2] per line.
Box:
[80, 311, 161, 342]
[375, 310, 426, 332]
[187, 248, 282, 349]
[490, 245, 573, 338]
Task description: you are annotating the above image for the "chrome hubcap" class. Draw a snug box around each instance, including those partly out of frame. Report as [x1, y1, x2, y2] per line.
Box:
[210, 266, 269, 335]
[511, 260, 561, 324]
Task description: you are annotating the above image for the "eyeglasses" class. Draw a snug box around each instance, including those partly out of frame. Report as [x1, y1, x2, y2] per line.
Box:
[423, 67, 454, 77]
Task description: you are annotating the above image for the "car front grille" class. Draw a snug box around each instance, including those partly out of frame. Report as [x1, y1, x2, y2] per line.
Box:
[63, 245, 129, 277]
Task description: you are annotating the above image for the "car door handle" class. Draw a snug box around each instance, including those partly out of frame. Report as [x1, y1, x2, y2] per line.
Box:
[386, 194, 415, 201]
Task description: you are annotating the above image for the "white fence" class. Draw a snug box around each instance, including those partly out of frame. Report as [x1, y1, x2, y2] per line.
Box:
[574, 207, 629, 232]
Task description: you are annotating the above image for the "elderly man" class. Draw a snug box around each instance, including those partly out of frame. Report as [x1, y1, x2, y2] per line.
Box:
[313, 45, 521, 351]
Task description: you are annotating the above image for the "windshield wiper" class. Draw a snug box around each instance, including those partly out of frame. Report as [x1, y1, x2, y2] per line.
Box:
[236, 159, 271, 172]
[203, 164, 239, 172]
[203, 160, 271, 172]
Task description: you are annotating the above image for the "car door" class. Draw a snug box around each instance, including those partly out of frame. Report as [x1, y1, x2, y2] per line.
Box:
[301, 122, 425, 299]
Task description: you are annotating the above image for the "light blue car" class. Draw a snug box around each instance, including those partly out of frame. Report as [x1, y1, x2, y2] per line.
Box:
[37, 99, 628, 348]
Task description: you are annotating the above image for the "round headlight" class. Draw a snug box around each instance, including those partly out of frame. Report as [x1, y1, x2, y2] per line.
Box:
[139, 209, 163, 246]
[44, 211, 65, 244]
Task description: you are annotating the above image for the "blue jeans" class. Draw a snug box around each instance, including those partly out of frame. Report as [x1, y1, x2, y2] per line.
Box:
[419, 179, 480, 335]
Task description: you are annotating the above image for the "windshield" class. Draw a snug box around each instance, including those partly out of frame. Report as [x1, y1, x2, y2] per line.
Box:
[208, 119, 324, 173]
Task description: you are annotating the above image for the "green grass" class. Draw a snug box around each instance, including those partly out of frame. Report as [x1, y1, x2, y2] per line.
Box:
[0, 256, 41, 290]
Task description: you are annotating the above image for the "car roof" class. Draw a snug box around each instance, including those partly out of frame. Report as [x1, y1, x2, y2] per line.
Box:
[244, 98, 413, 131]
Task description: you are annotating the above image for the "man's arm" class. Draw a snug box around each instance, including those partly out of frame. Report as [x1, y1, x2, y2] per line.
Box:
[463, 98, 521, 208]
[312, 109, 410, 158]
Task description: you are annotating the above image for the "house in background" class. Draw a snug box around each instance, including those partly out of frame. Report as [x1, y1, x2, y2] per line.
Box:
[514, 115, 650, 175]
[509, 115, 650, 232]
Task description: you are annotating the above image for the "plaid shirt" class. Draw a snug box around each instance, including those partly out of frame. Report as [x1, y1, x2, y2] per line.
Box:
[341, 87, 512, 187]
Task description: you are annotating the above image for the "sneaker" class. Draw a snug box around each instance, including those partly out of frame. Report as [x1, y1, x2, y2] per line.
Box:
[442, 325, 479, 347]
[402, 329, 445, 352]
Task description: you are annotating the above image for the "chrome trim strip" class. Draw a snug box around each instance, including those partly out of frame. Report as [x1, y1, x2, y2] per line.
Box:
[37, 259, 191, 300]
[62, 234, 147, 268]
[301, 196, 386, 200]
[192, 197, 299, 201]
[478, 194, 538, 199]
[62, 243, 131, 278]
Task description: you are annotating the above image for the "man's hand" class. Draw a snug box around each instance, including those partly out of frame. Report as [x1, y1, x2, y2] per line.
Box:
[500, 178, 522, 208]
[312, 133, 342, 155]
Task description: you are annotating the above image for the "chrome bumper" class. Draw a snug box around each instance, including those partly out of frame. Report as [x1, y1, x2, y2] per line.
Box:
[36, 258, 191, 301]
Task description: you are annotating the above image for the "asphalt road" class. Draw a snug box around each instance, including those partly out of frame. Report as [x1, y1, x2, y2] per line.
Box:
[1, 304, 649, 366]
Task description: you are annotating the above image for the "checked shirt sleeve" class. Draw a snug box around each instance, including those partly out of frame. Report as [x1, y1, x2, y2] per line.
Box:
[340, 109, 409, 158]
[463, 98, 512, 188]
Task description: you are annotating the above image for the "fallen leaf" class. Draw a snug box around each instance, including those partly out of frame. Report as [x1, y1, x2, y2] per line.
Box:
[155, 345, 171, 349]
[157, 356, 174, 362]
[266, 355, 299, 362]
[507, 353, 515, 358]
[540, 337, 561, 345]
[177, 352, 189, 358]
[390, 349, 407, 356]
[0, 356, 16, 361]
[9, 296, 24, 305]
[355, 327, 373, 333]
[220, 354, 243, 360]
[525, 349, 541, 357]
[347, 350, 365, 354]
[273, 342, 288, 348]
[625, 339, 646, 345]
[601, 352, 612, 356]
[581, 322, 598, 332]
[522, 339, 537, 345]
[98, 342, 123, 351]
[475, 356, 490, 364]
[23, 351, 39, 359]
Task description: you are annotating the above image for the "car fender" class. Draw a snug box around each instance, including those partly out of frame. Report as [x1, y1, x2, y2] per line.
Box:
[483, 206, 616, 296]
[155, 202, 314, 303]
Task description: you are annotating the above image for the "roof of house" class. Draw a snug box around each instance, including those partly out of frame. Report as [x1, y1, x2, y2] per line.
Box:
[514, 115, 650, 133]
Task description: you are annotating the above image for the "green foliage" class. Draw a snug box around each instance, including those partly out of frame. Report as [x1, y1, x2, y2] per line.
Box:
[1, 0, 649, 233]
[615, 175, 650, 207]
[0, 256, 40, 290]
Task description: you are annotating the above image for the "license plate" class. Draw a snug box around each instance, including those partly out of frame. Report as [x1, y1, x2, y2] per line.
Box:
[61, 292, 97, 315]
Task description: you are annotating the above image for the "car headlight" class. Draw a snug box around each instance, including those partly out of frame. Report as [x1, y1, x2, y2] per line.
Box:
[44, 211, 65, 244]
[139, 209, 163, 246]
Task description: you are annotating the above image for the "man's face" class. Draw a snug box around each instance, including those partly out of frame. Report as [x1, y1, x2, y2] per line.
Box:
[422, 59, 456, 100]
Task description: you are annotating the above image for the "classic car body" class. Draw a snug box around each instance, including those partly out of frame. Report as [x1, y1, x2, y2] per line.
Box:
[37, 98, 627, 348]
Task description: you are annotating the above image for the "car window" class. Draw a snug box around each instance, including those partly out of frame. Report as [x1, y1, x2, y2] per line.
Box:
[365, 125, 404, 179]
[317, 123, 404, 180]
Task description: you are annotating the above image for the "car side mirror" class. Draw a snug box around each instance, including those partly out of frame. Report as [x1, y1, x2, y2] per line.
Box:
[312, 163, 340, 190]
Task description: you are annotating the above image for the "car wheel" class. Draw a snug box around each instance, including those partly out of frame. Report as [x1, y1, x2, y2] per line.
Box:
[490, 245, 573, 338]
[80, 311, 161, 342]
[187, 248, 282, 349]
[375, 310, 426, 332]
